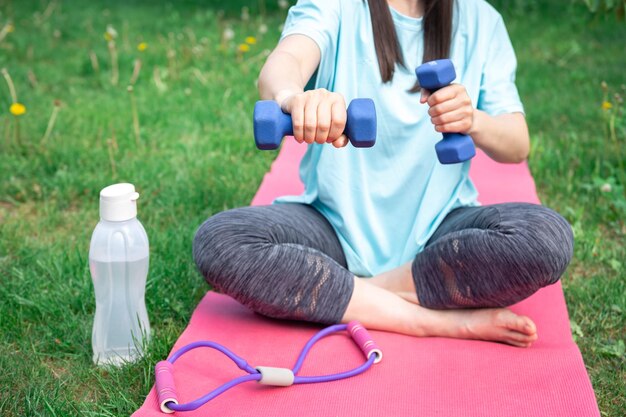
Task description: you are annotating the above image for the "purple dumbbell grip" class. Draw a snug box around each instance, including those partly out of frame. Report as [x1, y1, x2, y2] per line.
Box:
[155, 361, 178, 413]
[347, 321, 383, 363]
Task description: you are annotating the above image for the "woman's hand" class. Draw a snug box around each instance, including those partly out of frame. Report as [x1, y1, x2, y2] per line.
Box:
[258, 35, 348, 147]
[420, 84, 530, 163]
[420, 84, 475, 135]
[278, 88, 349, 148]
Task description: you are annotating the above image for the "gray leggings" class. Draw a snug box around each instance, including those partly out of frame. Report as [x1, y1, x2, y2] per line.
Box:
[193, 203, 573, 324]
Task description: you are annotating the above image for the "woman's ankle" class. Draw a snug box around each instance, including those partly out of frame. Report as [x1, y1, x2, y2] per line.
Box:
[368, 262, 418, 302]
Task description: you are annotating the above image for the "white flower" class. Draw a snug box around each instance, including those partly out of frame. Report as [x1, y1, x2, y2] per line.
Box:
[259, 23, 268, 35]
[105, 24, 117, 40]
[241, 6, 250, 21]
[278, 0, 289, 10]
[223, 27, 235, 41]
[600, 183, 612, 193]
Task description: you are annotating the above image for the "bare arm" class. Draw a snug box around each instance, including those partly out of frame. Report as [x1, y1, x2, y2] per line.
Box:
[422, 85, 530, 164]
[469, 111, 529, 163]
[258, 34, 349, 147]
[258, 35, 320, 105]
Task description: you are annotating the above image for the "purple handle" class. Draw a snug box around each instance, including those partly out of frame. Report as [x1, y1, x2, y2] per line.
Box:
[154, 323, 380, 412]
[347, 321, 382, 363]
[155, 361, 178, 413]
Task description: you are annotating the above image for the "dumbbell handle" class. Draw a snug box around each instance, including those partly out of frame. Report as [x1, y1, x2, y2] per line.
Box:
[416, 59, 476, 164]
[253, 98, 376, 150]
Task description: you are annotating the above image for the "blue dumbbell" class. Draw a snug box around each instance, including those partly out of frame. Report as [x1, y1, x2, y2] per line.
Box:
[416, 59, 476, 164]
[253, 98, 377, 150]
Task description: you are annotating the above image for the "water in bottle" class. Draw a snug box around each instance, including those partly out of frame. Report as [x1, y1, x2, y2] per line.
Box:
[89, 183, 151, 366]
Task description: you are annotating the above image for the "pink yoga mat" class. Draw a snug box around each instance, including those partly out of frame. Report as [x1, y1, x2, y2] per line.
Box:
[134, 140, 599, 417]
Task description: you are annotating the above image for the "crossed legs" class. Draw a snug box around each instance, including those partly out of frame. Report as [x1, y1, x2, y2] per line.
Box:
[193, 203, 573, 347]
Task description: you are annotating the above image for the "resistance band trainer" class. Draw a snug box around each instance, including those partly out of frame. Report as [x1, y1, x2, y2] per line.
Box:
[155, 320, 383, 413]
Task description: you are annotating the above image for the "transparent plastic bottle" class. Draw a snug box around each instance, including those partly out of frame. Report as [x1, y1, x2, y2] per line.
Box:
[89, 183, 151, 366]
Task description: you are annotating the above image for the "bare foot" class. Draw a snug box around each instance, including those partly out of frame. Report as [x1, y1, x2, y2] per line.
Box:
[345, 277, 537, 348]
[423, 307, 538, 348]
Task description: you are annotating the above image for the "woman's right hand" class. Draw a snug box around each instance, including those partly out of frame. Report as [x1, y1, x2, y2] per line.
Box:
[278, 89, 349, 148]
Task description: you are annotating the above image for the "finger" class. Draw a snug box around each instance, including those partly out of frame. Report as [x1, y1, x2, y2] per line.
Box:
[290, 95, 306, 143]
[434, 119, 473, 134]
[303, 95, 321, 144]
[427, 85, 459, 107]
[286, 135, 303, 144]
[428, 93, 471, 117]
[428, 99, 458, 118]
[331, 134, 349, 148]
[315, 99, 332, 144]
[430, 107, 472, 126]
[420, 88, 431, 104]
[328, 98, 347, 141]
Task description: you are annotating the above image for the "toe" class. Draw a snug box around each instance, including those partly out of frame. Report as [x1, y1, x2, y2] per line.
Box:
[517, 315, 537, 336]
[505, 329, 537, 344]
[496, 310, 536, 336]
[507, 340, 532, 348]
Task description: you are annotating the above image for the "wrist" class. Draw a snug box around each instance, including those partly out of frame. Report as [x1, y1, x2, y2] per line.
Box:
[274, 89, 302, 110]
[467, 109, 489, 148]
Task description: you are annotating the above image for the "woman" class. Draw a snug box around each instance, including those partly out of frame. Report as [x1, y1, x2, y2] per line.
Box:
[193, 0, 574, 347]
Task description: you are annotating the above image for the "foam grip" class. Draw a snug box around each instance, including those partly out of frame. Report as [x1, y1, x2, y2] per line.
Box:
[255, 366, 295, 386]
[253, 98, 377, 150]
[347, 321, 382, 363]
[415, 59, 476, 164]
[155, 361, 178, 414]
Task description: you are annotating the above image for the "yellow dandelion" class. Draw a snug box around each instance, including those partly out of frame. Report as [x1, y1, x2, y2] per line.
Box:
[104, 32, 114, 41]
[602, 101, 613, 110]
[10, 102, 26, 116]
[237, 43, 250, 53]
[137, 42, 148, 52]
[245, 36, 257, 45]
[7, 23, 15, 33]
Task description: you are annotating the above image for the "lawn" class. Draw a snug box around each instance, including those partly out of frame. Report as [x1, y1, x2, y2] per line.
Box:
[0, 0, 624, 416]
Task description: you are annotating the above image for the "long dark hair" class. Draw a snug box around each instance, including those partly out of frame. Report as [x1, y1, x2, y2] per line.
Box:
[367, 0, 453, 89]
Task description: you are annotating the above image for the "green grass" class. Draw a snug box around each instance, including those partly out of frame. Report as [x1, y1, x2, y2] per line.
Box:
[0, 0, 624, 415]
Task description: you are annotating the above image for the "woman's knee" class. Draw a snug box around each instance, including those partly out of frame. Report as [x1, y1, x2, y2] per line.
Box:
[192, 207, 257, 290]
[502, 203, 574, 286]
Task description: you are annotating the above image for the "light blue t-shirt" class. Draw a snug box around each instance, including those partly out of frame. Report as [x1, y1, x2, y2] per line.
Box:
[275, 0, 524, 277]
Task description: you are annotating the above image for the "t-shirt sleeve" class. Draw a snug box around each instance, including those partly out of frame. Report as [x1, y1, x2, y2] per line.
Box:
[476, 16, 525, 116]
[280, 0, 341, 89]
[280, 0, 340, 54]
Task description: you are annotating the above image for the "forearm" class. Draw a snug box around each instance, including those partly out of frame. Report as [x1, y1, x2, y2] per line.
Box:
[258, 50, 305, 103]
[258, 35, 321, 105]
[468, 110, 530, 163]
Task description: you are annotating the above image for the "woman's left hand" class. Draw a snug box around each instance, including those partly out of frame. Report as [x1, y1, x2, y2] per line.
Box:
[420, 84, 474, 135]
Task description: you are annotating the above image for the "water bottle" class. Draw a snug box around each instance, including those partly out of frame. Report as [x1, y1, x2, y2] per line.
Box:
[89, 183, 151, 366]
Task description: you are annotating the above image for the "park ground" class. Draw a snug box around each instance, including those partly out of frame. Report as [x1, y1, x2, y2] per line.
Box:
[0, 0, 624, 415]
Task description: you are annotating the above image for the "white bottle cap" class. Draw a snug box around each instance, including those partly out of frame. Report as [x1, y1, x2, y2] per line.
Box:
[99, 183, 140, 221]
